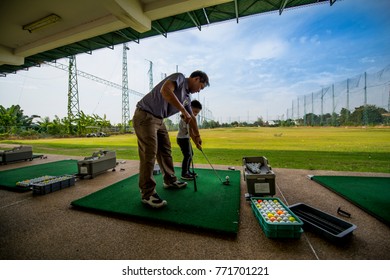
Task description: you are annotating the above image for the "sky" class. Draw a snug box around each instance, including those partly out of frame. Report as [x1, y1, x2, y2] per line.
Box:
[1, 0, 390, 125]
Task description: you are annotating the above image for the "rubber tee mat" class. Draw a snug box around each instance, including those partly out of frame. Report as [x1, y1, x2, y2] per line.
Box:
[71, 167, 240, 234]
[311, 175, 390, 225]
[0, 160, 78, 192]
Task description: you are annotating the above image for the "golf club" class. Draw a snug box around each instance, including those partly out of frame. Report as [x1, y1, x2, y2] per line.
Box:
[199, 149, 230, 185]
[188, 139, 197, 192]
[187, 123, 197, 192]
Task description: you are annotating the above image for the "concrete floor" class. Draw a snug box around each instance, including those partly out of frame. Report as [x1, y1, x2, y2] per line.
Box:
[0, 153, 389, 260]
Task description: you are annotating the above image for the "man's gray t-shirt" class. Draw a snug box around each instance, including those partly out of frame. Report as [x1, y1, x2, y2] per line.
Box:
[136, 73, 192, 119]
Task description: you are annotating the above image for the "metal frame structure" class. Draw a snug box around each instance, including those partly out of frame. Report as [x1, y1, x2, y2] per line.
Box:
[0, 0, 336, 76]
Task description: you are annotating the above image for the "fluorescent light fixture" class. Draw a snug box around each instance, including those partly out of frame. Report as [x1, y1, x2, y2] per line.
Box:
[23, 14, 61, 33]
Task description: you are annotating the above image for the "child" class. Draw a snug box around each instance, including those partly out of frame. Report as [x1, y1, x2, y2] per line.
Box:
[177, 100, 202, 180]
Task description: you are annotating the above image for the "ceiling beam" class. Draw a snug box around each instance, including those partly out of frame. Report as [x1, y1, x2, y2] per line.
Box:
[279, 0, 290, 15]
[234, 0, 239, 23]
[144, 0, 233, 20]
[203, 8, 210, 25]
[152, 21, 167, 38]
[89, 37, 115, 50]
[0, 45, 24, 66]
[14, 14, 126, 58]
[187, 11, 201, 31]
[115, 30, 140, 43]
[106, 0, 151, 33]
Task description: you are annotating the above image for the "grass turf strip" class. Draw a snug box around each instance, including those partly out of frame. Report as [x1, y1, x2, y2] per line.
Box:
[311, 176, 390, 225]
[71, 167, 240, 234]
[0, 159, 78, 191]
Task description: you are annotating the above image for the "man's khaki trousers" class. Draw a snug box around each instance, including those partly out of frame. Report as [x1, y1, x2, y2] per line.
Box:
[133, 108, 177, 199]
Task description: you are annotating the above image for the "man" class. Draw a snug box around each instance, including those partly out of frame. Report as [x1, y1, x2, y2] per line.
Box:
[177, 100, 202, 180]
[132, 70, 209, 208]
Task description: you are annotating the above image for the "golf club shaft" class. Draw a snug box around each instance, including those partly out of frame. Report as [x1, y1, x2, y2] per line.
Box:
[190, 145, 197, 192]
[200, 149, 224, 183]
[187, 124, 197, 191]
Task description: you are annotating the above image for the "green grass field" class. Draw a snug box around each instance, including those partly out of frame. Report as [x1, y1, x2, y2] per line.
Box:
[1, 127, 389, 173]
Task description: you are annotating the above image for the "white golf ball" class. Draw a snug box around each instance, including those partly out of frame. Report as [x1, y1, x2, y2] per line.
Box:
[225, 176, 229, 180]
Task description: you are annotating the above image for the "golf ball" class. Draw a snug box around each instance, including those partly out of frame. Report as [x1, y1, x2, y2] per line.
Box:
[252, 198, 300, 225]
[225, 176, 230, 180]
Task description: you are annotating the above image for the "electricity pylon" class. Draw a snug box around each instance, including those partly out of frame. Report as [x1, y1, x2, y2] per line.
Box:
[122, 43, 130, 132]
[67, 55, 80, 120]
[146, 59, 153, 91]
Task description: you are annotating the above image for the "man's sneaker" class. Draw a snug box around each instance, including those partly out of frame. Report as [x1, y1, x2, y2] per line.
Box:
[181, 173, 194, 181]
[163, 180, 187, 189]
[189, 171, 198, 177]
[142, 193, 167, 208]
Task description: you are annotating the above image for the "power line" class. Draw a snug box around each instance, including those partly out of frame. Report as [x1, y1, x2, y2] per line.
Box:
[45, 60, 216, 124]
[45, 61, 145, 98]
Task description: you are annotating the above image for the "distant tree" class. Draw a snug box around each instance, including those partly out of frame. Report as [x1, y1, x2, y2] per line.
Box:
[321, 113, 333, 126]
[0, 105, 35, 133]
[253, 117, 264, 127]
[339, 108, 351, 125]
[37, 117, 51, 133]
[280, 119, 295, 127]
[350, 105, 386, 125]
[95, 114, 111, 130]
[230, 121, 239, 127]
[202, 119, 220, 129]
[164, 118, 177, 131]
[331, 112, 340, 126]
[128, 119, 133, 129]
[46, 115, 66, 135]
[303, 113, 320, 126]
[220, 122, 232, 128]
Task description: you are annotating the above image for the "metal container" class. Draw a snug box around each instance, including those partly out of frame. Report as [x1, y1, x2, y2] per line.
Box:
[0, 146, 33, 164]
[77, 150, 117, 179]
[243, 156, 276, 196]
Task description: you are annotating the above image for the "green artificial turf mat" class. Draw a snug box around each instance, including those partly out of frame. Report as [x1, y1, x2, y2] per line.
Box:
[71, 167, 241, 234]
[311, 175, 390, 225]
[0, 160, 78, 192]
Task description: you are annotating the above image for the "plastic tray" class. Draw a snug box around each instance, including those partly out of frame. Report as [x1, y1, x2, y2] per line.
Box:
[16, 175, 56, 188]
[32, 175, 75, 195]
[251, 197, 303, 238]
[289, 203, 357, 242]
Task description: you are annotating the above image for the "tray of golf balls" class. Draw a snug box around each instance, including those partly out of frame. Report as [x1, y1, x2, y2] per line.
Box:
[31, 175, 75, 195]
[251, 197, 304, 238]
[16, 175, 57, 189]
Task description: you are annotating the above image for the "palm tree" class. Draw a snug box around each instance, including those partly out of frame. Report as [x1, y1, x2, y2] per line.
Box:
[93, 114, 111, 132]
[0, 105, 35, 133]
[37, 116, 51, 133]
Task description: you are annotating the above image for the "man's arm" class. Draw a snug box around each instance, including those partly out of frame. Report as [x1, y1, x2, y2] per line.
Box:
[160, 79, 191, 123]
[188, 115, 202, 150]
[160, 78, 202, 149]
